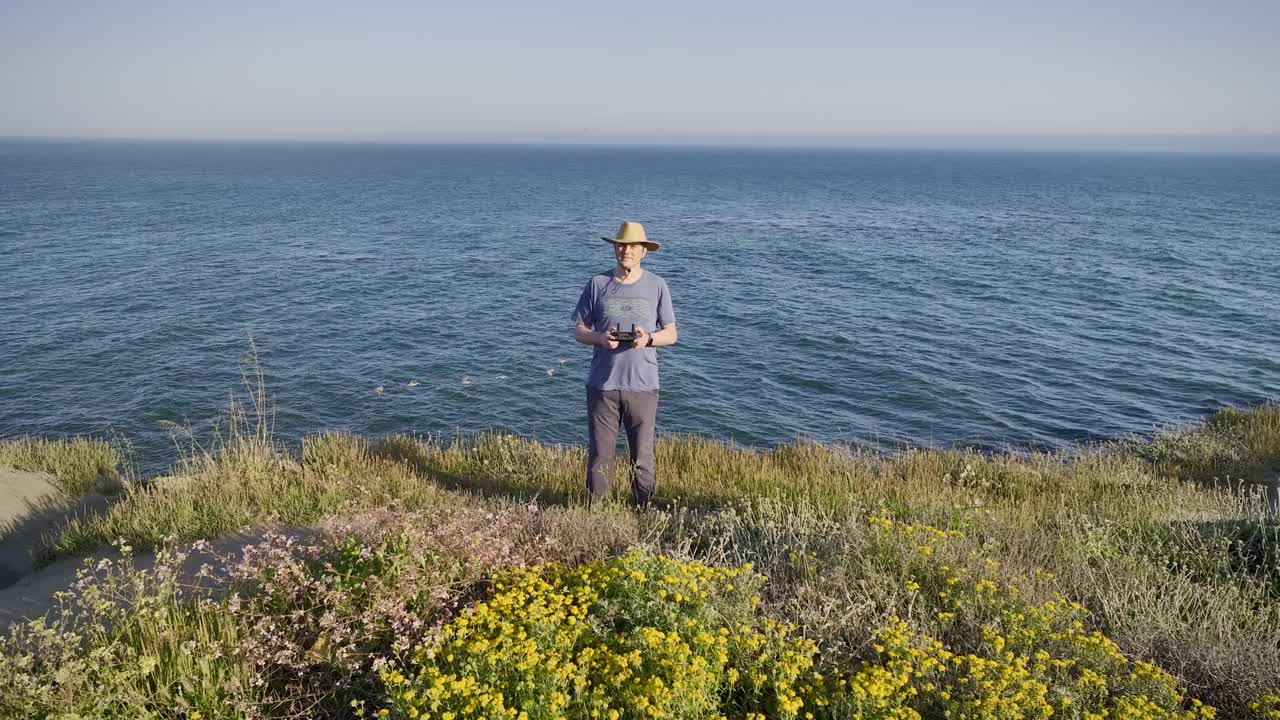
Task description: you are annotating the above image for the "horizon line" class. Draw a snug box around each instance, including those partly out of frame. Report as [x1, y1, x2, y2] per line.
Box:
[4, 132, 1280, 154]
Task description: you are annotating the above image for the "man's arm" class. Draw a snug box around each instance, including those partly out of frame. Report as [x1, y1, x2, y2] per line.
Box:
[648, 322, 677, 347]
[575, 323, 600, 346]
[631, 322, 677, 349]
[646, 280, 677, 348]
[576, 323, 620, 349]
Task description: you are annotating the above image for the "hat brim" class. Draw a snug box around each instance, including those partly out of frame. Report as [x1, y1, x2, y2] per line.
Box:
[602, 236, 660, 251]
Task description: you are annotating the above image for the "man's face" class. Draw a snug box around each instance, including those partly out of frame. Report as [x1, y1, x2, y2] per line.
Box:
[614, 242, 647, 270]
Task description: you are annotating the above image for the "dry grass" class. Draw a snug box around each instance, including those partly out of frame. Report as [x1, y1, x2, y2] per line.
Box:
[42, 401, 1274, 567]
[0, 435, 123, 495]
[1114, 401, 1280, 484]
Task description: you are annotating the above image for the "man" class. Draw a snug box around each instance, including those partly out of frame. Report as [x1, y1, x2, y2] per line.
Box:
[573, 221, 677, 506]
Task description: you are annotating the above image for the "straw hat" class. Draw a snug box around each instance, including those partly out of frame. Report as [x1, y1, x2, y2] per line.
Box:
[601, 221, 660, 251]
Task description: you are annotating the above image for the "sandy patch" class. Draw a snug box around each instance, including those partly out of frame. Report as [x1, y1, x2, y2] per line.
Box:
[0, 526, 322, 631]
[0, 466, 322, 631]
[0, 467, 61, 528]
[0, 466, 116, 627]
[0, 468, 116, 586]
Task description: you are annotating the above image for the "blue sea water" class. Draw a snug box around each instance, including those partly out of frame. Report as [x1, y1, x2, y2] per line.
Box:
[1, 140, 1278, 474]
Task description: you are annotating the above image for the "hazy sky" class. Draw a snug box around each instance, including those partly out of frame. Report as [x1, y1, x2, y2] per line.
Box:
[2, 0, 1278, 147]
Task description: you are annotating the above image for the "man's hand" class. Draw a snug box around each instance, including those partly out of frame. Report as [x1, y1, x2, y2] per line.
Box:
[630, 326, 649, 350]
[599, 328, 621, 350]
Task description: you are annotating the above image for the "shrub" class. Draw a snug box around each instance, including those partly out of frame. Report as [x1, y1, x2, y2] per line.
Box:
[801, 515, 1220, 720]
[373, 550, 816, 719]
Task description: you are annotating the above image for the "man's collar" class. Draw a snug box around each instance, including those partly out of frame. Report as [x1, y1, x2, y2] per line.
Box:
[613, 267, 645, 284]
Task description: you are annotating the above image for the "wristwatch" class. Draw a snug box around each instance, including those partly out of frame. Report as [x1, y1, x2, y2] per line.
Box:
[645, 336, 654, 347]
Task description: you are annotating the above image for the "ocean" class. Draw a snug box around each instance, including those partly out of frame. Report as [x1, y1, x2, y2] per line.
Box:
[2, 140, 1278, 474]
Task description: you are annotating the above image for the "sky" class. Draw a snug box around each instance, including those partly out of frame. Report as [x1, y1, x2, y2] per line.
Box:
[1, 0, 1278, 149]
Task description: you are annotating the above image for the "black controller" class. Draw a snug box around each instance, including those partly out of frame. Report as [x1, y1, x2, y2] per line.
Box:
[611, 324, 638, 343]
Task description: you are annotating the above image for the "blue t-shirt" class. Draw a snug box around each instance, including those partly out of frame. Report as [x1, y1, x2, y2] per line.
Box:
[573, 269, 675, 391]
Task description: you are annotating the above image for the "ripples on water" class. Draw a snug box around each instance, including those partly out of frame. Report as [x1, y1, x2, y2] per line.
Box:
[1, 141, 1278, 473]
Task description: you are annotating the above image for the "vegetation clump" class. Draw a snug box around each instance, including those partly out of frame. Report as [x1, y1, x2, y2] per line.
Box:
[375, 550, 806, 719]
[0, 435, 122, 495]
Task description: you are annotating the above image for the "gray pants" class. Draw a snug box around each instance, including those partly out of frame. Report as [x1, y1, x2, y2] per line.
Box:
[586, 387, 659, 505]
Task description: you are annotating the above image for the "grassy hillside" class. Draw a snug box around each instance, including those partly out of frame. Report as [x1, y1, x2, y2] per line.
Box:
[2, 399, 1279, 719]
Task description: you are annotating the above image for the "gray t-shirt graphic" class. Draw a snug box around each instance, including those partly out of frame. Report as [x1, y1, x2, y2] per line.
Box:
[573, 270, 675, 391]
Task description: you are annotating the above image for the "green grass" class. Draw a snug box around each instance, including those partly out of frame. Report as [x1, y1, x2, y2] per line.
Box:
[1113, 401, 1280, 484]
[0, 435, 123, 495]
[41, 402, 1280, 566]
